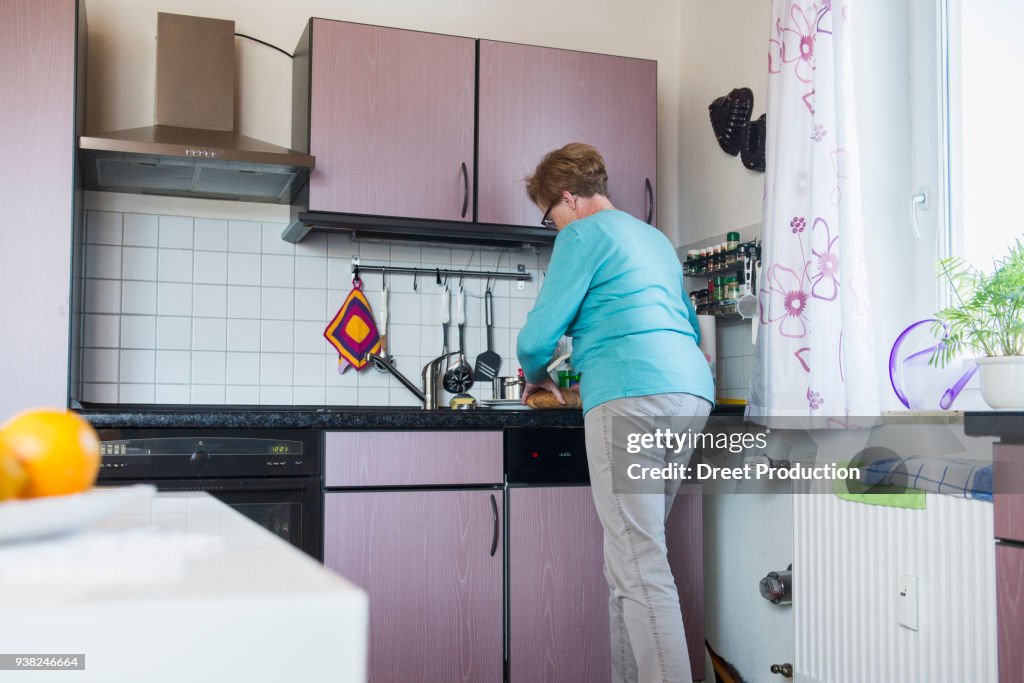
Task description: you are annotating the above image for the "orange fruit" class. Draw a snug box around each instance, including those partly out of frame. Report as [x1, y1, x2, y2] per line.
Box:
[0, 443, 28, 501]
[0, 409, 100, 499]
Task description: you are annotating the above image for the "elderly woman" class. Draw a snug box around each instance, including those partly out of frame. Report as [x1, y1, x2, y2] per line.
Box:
[517, 143, 715, 683]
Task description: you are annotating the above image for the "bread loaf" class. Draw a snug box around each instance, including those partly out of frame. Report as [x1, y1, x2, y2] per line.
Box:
[526, 387, 582, 409]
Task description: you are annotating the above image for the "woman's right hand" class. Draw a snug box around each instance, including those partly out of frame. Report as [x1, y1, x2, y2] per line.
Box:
[521, 377, 565, 405]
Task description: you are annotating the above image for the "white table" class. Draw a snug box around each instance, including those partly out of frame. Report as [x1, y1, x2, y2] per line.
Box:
[0, 491, 367, 682]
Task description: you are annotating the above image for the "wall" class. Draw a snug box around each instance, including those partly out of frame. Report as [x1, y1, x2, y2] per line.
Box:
[675, 2, 789, 680]
[81, 0, 686, 240]
[78, 208, 547, 405]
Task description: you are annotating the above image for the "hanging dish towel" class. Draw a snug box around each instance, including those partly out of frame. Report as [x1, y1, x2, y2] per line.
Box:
[324, 277, 381, 373]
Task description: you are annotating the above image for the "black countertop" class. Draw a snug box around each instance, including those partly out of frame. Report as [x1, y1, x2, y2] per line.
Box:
[80, 403, 745, 431]
[964, 411, 1024, 441]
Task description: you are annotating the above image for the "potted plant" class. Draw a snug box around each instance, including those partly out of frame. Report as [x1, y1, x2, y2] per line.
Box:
[930, 240, 1024, 409]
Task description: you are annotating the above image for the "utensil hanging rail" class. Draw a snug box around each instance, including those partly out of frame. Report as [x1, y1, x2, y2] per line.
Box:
[350, 257, 531, 282]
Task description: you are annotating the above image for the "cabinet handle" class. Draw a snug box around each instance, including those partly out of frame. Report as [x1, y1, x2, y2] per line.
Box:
[489, 493, 499, 557]
[644, 177, 654, 224]
[460, 162, 469, 218]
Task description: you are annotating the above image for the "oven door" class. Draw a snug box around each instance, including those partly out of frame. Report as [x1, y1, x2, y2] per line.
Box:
[129, 477, 322, 561]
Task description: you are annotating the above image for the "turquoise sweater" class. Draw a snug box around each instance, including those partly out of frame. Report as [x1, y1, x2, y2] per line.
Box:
[516, 210, 715, 414]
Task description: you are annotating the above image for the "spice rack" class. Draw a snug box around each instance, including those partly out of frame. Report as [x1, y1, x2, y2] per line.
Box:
[682, 235, 761, 319]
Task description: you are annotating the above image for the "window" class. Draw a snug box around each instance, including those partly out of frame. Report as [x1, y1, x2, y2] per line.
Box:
[945, 0, 1024, 272]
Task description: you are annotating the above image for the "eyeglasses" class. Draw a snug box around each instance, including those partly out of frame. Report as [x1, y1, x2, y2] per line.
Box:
[540, 193, 576, 230]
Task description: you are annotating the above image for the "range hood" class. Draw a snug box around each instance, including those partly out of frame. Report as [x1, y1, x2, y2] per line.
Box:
[79, 13, 314, 204]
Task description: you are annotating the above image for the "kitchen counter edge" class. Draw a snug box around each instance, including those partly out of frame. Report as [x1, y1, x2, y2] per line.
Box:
[80, 403, 745, 430]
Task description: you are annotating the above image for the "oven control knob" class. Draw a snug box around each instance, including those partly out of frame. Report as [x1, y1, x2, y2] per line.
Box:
[190, 450, 210, 469]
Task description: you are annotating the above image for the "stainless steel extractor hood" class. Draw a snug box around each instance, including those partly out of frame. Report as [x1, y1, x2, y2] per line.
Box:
[79, 13, 314, 204]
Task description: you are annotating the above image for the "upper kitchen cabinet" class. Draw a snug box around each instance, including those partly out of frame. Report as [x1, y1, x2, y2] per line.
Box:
[477, 41, 657, 228]
[293, 20, 476, 222]
[0, 0, 84, 420]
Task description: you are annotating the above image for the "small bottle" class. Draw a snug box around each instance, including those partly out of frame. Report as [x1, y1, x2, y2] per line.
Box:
[707, 278, 715, 302]
[727, 276, 739, 300]
[727, 231, 740, 252]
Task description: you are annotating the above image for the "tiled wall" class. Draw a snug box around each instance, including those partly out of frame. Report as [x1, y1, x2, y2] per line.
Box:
[77, 210, 549, 406]
[714, 320, 755, 401]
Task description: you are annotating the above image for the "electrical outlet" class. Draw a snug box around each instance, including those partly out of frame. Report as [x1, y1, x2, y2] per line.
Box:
[898, 574, 919, 630]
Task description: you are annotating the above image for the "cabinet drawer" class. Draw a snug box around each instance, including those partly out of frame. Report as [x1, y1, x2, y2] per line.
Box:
[995, 444, 1024, 543]
[324, 431, 503, 487]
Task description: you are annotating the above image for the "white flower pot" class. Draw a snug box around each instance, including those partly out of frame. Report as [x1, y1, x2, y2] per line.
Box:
[976, 356, 1024, 409]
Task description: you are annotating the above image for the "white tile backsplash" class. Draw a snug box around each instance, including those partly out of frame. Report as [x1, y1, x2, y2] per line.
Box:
[261, 254, 295, 287]
[193, 284, 227, 318]
[226, 319, 261, 353]
[294, 288, 327, 322]
[260, 320, 293, 353]
[191, 351, 226, 385]
[261, 287, 293, 321]
[122, 247, 157, 281]
[193, 251, 228, 285]
[192, 317, 227, 351]
[295, 256, 327, 289]
[122, 280, 157, 315]
[120, 315, 156, 349]
[156, 350, 190, 384]
[119, 349, 155, 383]
[83, 314, 120, 348]
[87, 211, 123, 245]
[226, 352, 260, 385]
[123, 213, 159, 247]
[156, 282, 191, 316]
[158, 249, 193, 283]
[156, 317, 191, 351]
[228, 220, 262, 253]
[227, 286, 260, 319]
[194, 218, 228, 252]
[85, 244, 121, 279]
[79, 210, 549, 405]
[227, 252, 261, 286]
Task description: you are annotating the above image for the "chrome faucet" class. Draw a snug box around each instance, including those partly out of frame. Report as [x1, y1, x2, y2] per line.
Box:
[366, 351, 461, 410]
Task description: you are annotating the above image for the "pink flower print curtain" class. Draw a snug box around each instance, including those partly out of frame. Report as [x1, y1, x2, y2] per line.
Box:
[747, 0, 879, 422]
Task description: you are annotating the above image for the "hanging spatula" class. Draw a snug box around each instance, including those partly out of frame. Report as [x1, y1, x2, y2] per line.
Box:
[474, 289, 502, 381]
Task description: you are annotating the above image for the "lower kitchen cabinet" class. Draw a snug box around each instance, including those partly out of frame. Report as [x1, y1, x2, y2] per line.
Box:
[997, 544, 1024, 683]
[508, 485, 704, 683]
[509, 486, 611, 683]
[324, 489, 503, 683]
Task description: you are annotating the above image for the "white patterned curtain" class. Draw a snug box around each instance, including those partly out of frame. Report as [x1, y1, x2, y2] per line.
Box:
[747, 0, 879, 423]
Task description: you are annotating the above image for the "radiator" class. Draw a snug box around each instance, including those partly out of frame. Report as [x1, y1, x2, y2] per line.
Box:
[794, 492, 996, 683]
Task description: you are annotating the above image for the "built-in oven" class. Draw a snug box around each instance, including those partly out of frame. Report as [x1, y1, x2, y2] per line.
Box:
[95, 428, 322, 561]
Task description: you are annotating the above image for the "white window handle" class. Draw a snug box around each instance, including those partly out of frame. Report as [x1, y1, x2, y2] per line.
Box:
[910, 189, 928, 240]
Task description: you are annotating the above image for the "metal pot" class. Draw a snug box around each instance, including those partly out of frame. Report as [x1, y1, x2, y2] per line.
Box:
[493, 376, 524, 400]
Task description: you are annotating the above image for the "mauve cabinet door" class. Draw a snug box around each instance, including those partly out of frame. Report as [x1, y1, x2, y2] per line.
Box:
[995, 444, 1024, 543]
[997, 544, 1024, 683]
[509, 486, 611, 683]
[0, 0, 77, 420]
[308, 20, 475, 221]
[324, 490, 503, 683]
[666, 488, 705, 681]
[477, 41, 657, 228]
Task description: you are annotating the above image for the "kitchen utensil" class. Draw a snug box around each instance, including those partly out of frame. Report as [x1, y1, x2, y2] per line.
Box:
[440, 284, 450, 356]
[889, 319, 978, 410]
[443, 286, 474, 393]
[736, 254, 759, 320]
[493, 375, 525, 400]
[375, 279, 393, 372]
[474, 289, 502, 381]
